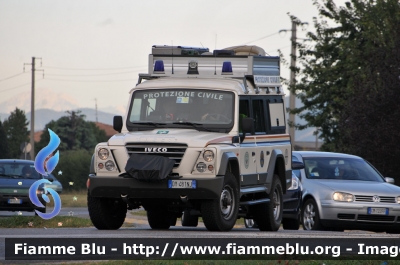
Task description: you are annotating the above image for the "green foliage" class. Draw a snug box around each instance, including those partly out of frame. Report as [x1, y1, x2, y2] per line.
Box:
[2, 107, 29, 158]
[36, 110, 106, 152]
[0, 120, 10, 159]
[286, 0, 400, 180]
[54, 149, 92, 191]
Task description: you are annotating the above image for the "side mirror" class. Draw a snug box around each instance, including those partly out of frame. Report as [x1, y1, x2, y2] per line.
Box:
[292, 161, 304, 170]
[385, 177, 395, 184]
[240, 117, 254, 143]
[113, 116, 123, 133]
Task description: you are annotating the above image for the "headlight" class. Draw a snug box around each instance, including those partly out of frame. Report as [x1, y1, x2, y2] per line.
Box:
[288, 175, 299, 190]
[36, 189, 44, 195]
[196, 162, 207, 172]
[98, 148, 109, 160]
[105, 160, 115, 171]
[203, 150, 214, 162]
[397, 196, 400, 204]
[333, 192, 354, 202]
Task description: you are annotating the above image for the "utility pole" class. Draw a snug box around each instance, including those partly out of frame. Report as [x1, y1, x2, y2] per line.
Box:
[289, 20, 297, 147]
[95, 98, 98, 123]
[24, 57, 43, 160]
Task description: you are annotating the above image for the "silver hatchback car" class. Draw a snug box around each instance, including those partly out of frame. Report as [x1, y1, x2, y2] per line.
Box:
[293, 151, 400, 233]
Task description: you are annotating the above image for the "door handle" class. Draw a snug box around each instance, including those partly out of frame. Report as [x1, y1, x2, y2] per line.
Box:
[252, 152, 255, 156]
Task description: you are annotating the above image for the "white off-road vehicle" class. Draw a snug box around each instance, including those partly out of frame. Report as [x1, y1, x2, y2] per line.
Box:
[87, 45, 296, 232]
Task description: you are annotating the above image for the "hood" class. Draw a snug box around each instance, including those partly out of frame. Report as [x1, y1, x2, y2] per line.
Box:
[311, 179, 400, 196]
[0, 178, 40, 194]
[108, 129, 233, 147]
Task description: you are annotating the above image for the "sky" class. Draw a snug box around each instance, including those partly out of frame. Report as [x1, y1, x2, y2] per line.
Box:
[0, 0, 347, 116]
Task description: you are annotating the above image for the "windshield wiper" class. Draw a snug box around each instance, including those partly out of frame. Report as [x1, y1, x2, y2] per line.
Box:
[172, 121, 214, 132]
[0, 174, 11, 178]
[131, 122, 166, 127]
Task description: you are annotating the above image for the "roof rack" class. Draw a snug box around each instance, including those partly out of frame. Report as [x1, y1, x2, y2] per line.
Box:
[138, 45, 282, 92]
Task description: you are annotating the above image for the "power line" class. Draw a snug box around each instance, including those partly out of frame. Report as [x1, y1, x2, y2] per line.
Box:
[0, 72, 26, 82]
[44, 70, 138, 77]
[43, 65, 146, 71]
[44, 78, 135, 82]
[242, 32, 280, 45]
[0, 80, 42, 93]
[266, 45, 291, 53]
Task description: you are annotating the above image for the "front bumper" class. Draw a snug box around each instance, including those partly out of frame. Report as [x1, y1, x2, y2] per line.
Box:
[319, 200, 400, 230]
[0, 194, 45, 212]
[88, 175, 225, 200]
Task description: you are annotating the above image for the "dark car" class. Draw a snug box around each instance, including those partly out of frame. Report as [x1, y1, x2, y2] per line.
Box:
[244, 170, 302, 230]
[0, 159, 47, 214]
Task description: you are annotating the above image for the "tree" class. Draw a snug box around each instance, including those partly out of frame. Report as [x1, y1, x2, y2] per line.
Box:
[0, 120, 10, 159]
[287, 0, 400, 180]
[3, 108, 29, 159]
[36, 110, 107, 152]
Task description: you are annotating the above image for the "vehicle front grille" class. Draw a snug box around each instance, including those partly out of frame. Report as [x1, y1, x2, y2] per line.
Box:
[337, 213, 355, 220]
[354, 195, 396, 203]
[125, 143, 188, 168]
[357, 215, 395, 222]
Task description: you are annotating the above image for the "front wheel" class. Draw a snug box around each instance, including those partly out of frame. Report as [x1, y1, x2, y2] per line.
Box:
[87, 192, 127, 230]
[252, 175, 283, 231]
[201, 172, 239, 231]
[302, 199, 324, 231]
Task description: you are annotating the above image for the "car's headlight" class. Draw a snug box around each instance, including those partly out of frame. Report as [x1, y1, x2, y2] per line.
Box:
[397, 196, 400, 204]
[98, 148, 109, 160]
[333, 192, 354, 202]
[196, 162, 207, 173]
[203, 150, 214, 162]
[288, 175, 299, 190]
[105, 160, 116, 171]
[36, 189, 44, 195]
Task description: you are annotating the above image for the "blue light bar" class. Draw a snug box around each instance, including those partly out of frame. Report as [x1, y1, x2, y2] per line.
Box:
[221, 61, 233, 74]
[154, 60, 165, 73]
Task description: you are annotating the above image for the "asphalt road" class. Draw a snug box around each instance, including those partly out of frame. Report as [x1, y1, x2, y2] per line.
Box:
[0, 208, 398, 263]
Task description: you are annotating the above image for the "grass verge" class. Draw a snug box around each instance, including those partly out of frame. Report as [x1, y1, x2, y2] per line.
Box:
[47, 189, 88, 208]
[0, 215, 92, 228]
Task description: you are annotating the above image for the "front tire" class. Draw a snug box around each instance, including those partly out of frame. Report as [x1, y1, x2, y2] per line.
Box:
[87, 192, 127, 230]
[201, 172, 239, 231]
[302, 199, 324, 231]
[252, 175, 283, 231]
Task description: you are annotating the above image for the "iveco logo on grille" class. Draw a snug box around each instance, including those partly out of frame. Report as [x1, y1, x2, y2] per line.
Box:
[145, 148, 167, 152]
[372, 195, 380, 203]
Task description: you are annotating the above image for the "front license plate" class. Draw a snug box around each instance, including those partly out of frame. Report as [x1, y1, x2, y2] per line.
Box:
[168, 180, 197, 189]
[8, 199, 22, 204]
[367, 207, 389, 215]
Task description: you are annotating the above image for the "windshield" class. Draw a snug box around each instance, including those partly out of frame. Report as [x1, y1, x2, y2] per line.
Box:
[127, 89, 234, 132]
[303, 157, 384, 182]
[0, 162, 42, 179]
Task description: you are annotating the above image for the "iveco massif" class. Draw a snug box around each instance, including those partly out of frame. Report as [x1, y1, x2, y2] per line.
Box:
[87, 45, 296, 232]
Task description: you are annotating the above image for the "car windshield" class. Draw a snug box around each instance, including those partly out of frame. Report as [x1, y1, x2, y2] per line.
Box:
[127, 89, 234, 132]
[0, 162, 42, 179]
[303, 157, 384, 182]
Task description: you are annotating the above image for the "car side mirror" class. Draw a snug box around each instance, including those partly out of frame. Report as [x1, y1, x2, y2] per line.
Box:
[292, 161, 304, 170]
[240, 117, 254, 143]
[385, 177, 395, 184]
[113, 116, 123, 133]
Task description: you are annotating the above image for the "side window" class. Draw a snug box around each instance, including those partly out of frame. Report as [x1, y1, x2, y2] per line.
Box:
[239, 99, 250, 133]
[252, 99, 266, 134]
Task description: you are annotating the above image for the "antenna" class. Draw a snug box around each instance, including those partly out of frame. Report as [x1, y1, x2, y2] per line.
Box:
[200, 42, 204, 48]
[214, 34, 217, 75]
[171, 41, 174, 74]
